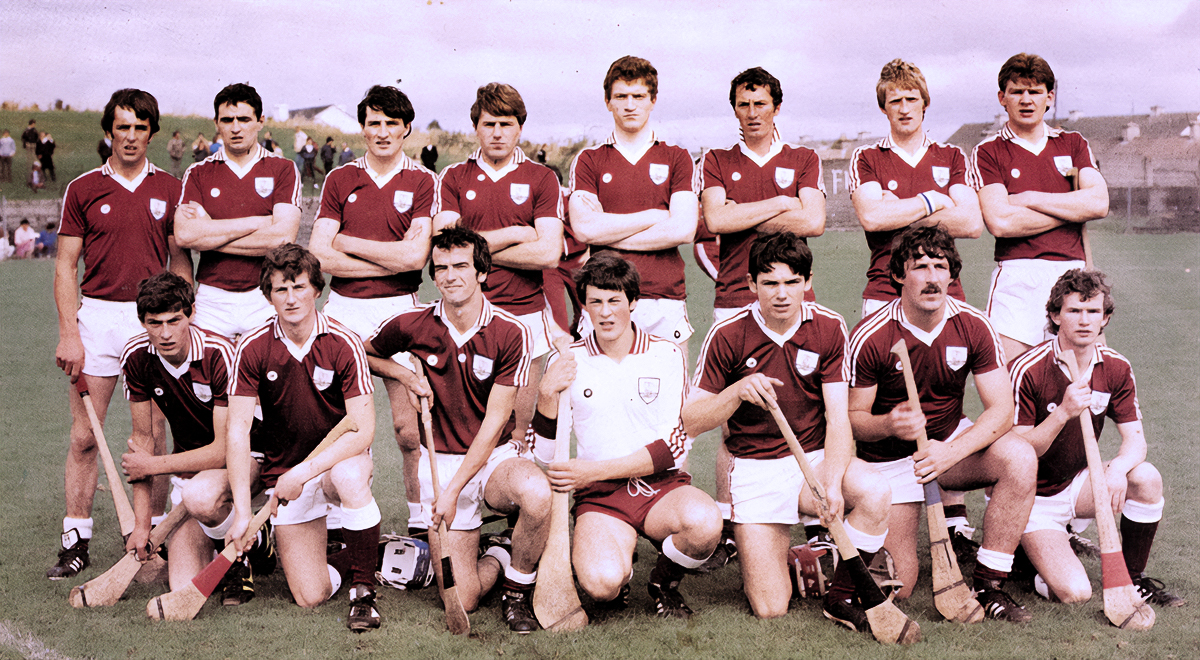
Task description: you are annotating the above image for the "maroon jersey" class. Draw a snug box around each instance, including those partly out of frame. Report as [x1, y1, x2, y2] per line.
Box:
[121, 326, 234, 464]
[968, 124, 1098, 262]
[849, 298, 1004, 462]
[694, 301, 849, 459]
[569, 133, 699, 301]
[59, 162, 180, 302]
[848, 135, 968, 302]
[180, 144, 301, 292]
[231, 313, 373, 485]
[435, 148, 563, 315]
[1009, 340, 1141, 496]
[317, 154, 435, 298]
[370, 298, 531, 454]
[701, 138, 824, 308]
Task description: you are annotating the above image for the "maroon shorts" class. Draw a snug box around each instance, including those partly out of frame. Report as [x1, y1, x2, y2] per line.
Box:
[572, 470, 692, 536]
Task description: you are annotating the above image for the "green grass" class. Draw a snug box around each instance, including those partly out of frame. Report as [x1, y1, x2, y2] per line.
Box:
[0, 230, 1196, 659]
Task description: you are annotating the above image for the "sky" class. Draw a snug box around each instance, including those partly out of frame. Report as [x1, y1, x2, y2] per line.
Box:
[3, 0, 1198, 151]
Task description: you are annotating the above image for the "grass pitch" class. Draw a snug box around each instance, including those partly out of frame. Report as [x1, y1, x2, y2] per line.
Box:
[0, 230, 1195, 659]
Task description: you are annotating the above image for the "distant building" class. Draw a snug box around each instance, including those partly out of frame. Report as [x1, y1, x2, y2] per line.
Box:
[948, 109, 1200, 230]
[273, 104, 361, 134]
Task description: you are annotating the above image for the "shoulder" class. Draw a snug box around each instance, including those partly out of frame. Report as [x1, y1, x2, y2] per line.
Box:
[1097, 346, 1134, 376]
[120, 333, 153, 368]
[1008, 341, 1054, 381]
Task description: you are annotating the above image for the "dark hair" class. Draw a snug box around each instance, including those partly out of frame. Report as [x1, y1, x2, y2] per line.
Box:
[604, 56, 658, 101]
[574, 252, 640, 303]
[429, 226, 491, 278]
[213, 83, 263, 120]
[998, 53, 1055, 93]
[470, 83, 527, 127]
[729, 67, 782, 108]
[1046, 269, 1114, 335]
[136, 271, 194, 321]
[876, 59, 929, 109]
[357, 85, 415, 127]
[887, 224, 962, 292]
[749, 231, 813, 280]
[102, 89, 161, 137]
[259, 243, 325, 298]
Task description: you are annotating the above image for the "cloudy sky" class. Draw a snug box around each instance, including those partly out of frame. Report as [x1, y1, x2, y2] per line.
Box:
[4, 0, 1197, 150]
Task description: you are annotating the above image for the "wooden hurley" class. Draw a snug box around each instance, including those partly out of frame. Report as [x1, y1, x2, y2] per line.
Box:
[532, 393, 588, 631]
[70, 505, 189, 608]
[74, 377, 136, 538]
[890, 339, 984, 623]
[766, 401, 920, 645]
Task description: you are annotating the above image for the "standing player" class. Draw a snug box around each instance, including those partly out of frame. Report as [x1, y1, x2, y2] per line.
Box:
[532, 254, 721, 619]
[700, 67, 827, 549]
[175, 83, 301, 340]
[118, 272, 272, 601]
[433, 83, 564, 453]
[50, 88, 191, 579]
[1009, 269, 1184, 606]
[569, 56, 699, 356]
[969, 53, 1109, 361]
[226, 244, 382, 632]
[850, 59, 982, 318]
[683, 232, 891, 630]
[847, 225, 1036, 621]
[365, 227, 550, 633]
[309, 85, 434, 536]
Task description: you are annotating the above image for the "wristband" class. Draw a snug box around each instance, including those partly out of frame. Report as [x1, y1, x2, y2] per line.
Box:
[918, 192, 934, 217]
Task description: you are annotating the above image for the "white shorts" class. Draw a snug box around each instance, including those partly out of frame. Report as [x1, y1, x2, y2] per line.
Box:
[77, 297, 142, 377]
[511, 306, 552, 359]
[578, 298, 692, 344]
[730, 449, 824, 525]
[874, 417, 973, 504]
[712, 306, 744, 326]
[419, 442, 522, 531]
[861, 297, 889, 319]
[193, 284, 274, 340]
[324, 290, 418, 367]
[986, 259, 1083, 347]
[1023, 468, 1093, 535]
[269, 475, 336, 526]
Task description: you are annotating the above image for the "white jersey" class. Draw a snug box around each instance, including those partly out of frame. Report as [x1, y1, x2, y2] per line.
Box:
[535, 326, 688, 472]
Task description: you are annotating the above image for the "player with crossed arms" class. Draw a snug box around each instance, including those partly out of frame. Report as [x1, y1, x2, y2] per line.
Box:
[532, 253, 721, 619]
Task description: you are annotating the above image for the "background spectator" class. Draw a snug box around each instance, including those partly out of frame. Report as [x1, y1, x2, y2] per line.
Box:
[0, 129, 15, 182]
[34, 222, 58, 258]
[28, 161, 45, 191]
[192, 131, 210, 162]
[36, 132, 55, 182]
[97, 135, 112, 164]
[21, 120, 37, 164]
[420, 142, 438, 171]
[320, 136, 335, 174]
[299, 136, 319, 188]
[13, 219, 37, 258]
[167, 130, 185, 177]
[338, 141, 354, 165]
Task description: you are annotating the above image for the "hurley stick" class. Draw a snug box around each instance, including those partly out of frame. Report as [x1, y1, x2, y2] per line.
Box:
[890, 339, 984, 623]
[1064, 358, 1154, 630]
[415, 361, 470, 635]
[74, 377, 136, 538]
[147, 415, 357, 621]
[70, 505, 189, 608]
[533, 393, 588, 631]
[766, 401, 920, 645]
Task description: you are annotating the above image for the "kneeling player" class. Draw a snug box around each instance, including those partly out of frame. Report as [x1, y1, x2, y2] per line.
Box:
[365, 227, 551, 633]
[120, 272, 271, 602]
[532, 254, 720, 618]
[1009, 269, 1184, 606]
[226, 245, 382, 631]
[847, 225, 1036, 621]
[684, 232, 891, 629]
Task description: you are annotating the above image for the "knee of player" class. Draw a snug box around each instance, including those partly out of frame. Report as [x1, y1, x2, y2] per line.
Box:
[857, 475, 893, 516]
[1053, 578, 1092, 604]
[68, 422, 99, 451]
[512, 471, 552, 514]
[291, 584, 331, 609]
[1126, 462, 1163, 500]
[749, 596, 789, 619]
[393, 421, 420, 450]
[181, 478, 228, 519]
[330, 453, 374, 488]
[578, 567, 627, 602]
[995, 435, 1038, 483]
[678, 500, 722, 541]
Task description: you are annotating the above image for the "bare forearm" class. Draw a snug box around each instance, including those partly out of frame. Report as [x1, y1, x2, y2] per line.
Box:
[705, 196, 794, 233]
[758, 202, 825, 236]
[682, 389, 739, 437]
[337, 231, 430, 273]
[1018, 188, 1108, 223]
[175, 214, 266, 251]
[570, 205, 662, 245]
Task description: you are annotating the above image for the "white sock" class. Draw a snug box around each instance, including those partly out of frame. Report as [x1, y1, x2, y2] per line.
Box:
[407, 502, 427, 529]
[199, 510, 235, 540]
[1122, 497, 1164, 523]
[663, 534, 708, 569]
[340, 499, 381, 531]
[504, 565, 536, 586]
[484, 545, 512, 573]
[64, 517, 93, 541]
[843, 520, 887, 554]
[326, 506, 342, 530]
[976, 548, 1014, 573]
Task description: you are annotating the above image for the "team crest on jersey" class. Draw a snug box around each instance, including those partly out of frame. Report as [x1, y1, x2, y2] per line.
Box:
[946, 346, 967, 371]
[255, 177, 275, 198]
[149, 198, 167, 220]
[312, 366, 334, 391]
[510, 183, 530, 205]
[472, 355, 494, 380]
[638, 377, 660, 404]
[192, 382, 212, 403]
[932, 166, 950, 188]
[393, 190, 413, 213]
[774, 167, 795, 188]
[649, 163, 669, 185]
[1089, 391, 1111, 415]
[794, 349, 819, 376]
[1053, 155, 1073, 176]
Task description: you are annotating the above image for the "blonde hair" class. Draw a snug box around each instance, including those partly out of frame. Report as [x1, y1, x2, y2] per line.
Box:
[876, 59, 929, 109]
